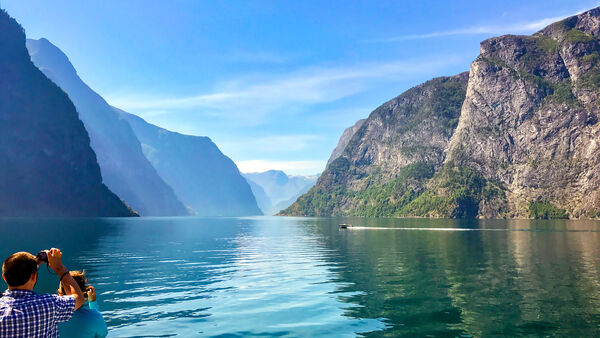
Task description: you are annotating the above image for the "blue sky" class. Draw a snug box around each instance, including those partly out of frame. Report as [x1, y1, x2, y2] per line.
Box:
[3, 0, 599, 174]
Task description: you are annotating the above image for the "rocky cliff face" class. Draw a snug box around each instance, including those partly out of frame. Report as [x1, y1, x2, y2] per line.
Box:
[445, 7, 600, 218]
[26, 38, 189, 216]
[121, 111, 262, 216]
[283, 7, 600, 219]
[282, 73, 468, 216]
[326, 119, 366, 166]
[0, 11, 136, 217]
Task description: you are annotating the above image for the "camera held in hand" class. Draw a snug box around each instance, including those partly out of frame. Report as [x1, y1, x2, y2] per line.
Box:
[36, 251, 48, 263]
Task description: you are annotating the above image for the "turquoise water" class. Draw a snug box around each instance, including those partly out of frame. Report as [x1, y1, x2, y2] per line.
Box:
[1, 217, 600, 337]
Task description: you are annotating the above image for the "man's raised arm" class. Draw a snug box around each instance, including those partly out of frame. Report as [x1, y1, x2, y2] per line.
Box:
[47, 248, 85, 310]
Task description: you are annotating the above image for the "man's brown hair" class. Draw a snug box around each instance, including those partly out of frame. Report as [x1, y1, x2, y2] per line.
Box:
[2, 252, 37, 287]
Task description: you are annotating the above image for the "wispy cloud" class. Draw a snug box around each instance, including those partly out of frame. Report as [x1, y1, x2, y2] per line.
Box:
[236, 159, 326, 175]
[249, 134, 322, 153]
[220, 134, 323, 154]
[106, 55, 465, 127]
[370, 8, 591, 42]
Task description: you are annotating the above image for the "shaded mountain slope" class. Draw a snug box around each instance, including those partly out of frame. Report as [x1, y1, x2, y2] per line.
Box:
[121, 111, 262, 216]
[0, 10, 135, 217]
[27, 38, 189, 216]
[245, 179, 272, 215]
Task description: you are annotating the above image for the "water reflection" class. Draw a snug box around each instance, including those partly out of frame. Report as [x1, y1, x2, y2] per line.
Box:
[307, 217, 600, 336]
[1, 217, 600, 336]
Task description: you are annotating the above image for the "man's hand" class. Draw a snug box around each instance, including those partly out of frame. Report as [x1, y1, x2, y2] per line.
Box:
[47, 248, 67, 275]
[87, 286, 97, 302]
[46, 248, 85, 310]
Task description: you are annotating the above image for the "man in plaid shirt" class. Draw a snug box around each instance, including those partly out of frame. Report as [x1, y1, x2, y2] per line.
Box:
[0, 248, 85, 337]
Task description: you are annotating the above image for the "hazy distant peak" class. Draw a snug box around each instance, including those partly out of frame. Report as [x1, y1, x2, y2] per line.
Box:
[242, 170, 318, 214]
[288, 174, 319, 179]
[263, 169, 288, 177]
[119, 106, 262, 216]
[269, 170, 289, 184]
[114, 107, 213, 143]
[326, 118, 366, 167]
[245, 170, 288, 185]
[26, 38, 79, 79]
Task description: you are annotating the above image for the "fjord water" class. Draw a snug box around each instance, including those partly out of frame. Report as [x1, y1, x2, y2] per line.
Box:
[1, 217, 600, 336]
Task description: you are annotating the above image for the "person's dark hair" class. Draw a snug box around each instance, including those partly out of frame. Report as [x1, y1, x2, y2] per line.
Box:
[59, 270, 87, 296]
[2, 252, 37, 287]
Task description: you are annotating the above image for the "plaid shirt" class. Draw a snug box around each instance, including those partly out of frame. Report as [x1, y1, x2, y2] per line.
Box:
[0, 289, 75, 338]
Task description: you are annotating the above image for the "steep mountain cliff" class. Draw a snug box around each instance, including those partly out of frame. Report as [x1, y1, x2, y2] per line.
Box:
[26, 38, 189, 216]
[283, 7, 600, 219]
[0, 11, 136, 217]
[442, 7, 600, 218]
[121, 111, 262, 216]
[282, 73, 468, 216]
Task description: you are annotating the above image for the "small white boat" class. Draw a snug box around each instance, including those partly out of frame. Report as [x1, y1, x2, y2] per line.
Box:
[339, 223, 351, 229]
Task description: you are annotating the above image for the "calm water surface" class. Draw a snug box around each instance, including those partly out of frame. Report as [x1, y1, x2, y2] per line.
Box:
[1, 216, 600, 337]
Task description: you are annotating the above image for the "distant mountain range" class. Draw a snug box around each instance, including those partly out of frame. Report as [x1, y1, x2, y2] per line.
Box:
[25, 38, 261, 217]
[283, 7, 600, 219]
[0, 10, 135, 217]
[0, 9, 262, 217]
[244, 170, 317, 215]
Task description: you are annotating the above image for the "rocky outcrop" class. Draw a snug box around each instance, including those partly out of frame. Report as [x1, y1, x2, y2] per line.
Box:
[283, 6, 600, 219]
[26, 38, 189, 216]
[326, 119, 366, 166]
[445, 7, 600, 218]
[0, 10, 136, 217]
